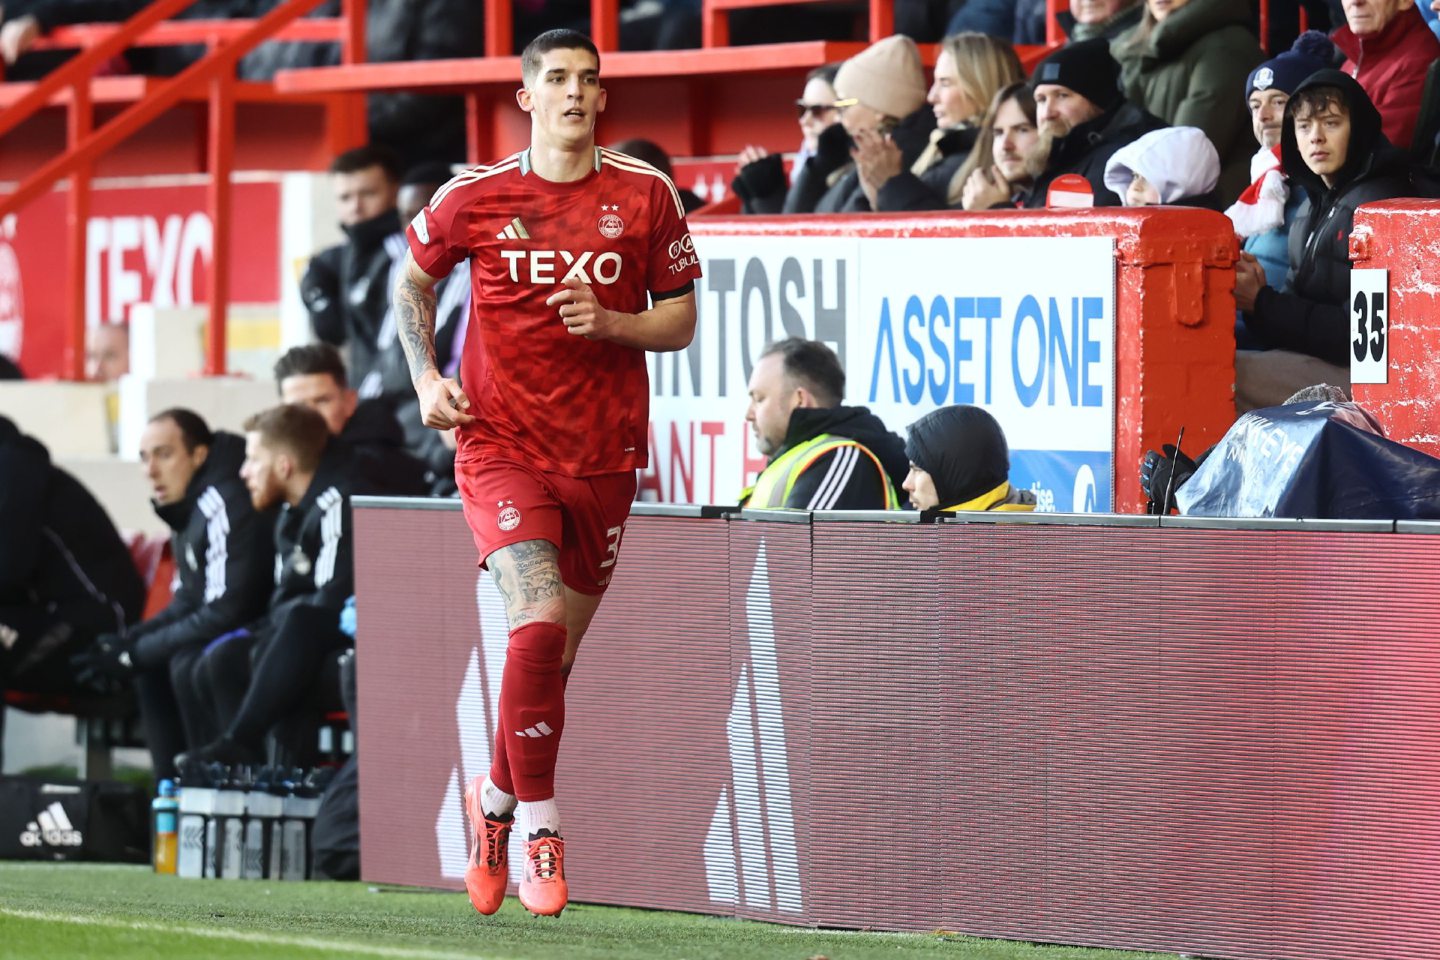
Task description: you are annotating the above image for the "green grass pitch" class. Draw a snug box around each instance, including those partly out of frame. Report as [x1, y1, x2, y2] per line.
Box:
[0, 862, 1185, 960]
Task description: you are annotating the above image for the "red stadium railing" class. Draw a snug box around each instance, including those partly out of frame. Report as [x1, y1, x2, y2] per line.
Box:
[0, 0, 365, 379]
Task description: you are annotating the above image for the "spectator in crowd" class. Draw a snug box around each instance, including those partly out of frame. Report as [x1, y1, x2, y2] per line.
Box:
[73, 409, 275, 780]
[609, 138, 705, 212]
[1233, 71, 1417, 409]
[302, 145, 412, 411]
[274, 343, 436, 496]
[84, 322, 129, 382]
[364, 0, 486, 168]
[857, 32, 1024, 211]
[1110, 0, 1265, 204]
[1059, 0, 1144, 43]
[901, 405, 1036, 512]
[731, 64, 842, 214]
[1103, 126, 1222, 206]
[1332, 0, 1440, 150]
[1226, 32, 1337, 299]
[0, 0, 249, 78]
[185, 403, 363, 766]
[786, 35, 935, 213]
[740, 338, 908, 510]
[1026, 38, 1167, 207]
[955, 81, 1043, 209]
[0, 415, 144, 697]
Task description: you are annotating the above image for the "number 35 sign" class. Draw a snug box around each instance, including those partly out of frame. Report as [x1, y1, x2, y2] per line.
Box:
[1351, 268, 1388, 385]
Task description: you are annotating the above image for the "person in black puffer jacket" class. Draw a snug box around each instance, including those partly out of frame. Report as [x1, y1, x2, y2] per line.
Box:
[0, 416, 144, 697]
[1233, 70, 1419, 410]
[1024, 38, 1168, 207]
[74, 410, 277, 779]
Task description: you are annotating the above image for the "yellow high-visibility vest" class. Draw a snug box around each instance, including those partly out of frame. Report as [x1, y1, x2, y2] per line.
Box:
[741, 434, 899, 510]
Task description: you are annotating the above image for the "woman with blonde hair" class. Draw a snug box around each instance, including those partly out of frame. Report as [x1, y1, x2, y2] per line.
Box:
[953, 82, 1044, 209]
[856, 32, 1024, 211]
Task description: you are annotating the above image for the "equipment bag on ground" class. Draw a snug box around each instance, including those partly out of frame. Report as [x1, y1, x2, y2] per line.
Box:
[0, 775, 148, 863]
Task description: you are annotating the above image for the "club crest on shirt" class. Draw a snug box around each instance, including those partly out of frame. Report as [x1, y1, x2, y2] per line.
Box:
[497, 500, 522, 532]
[598, 204, 624, 239]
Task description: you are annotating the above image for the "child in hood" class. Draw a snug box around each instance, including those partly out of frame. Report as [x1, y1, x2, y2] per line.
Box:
[1103, 126, 1221, 207]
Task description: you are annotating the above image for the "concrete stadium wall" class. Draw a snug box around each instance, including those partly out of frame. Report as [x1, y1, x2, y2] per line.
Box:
[353, 500, 1440, 960]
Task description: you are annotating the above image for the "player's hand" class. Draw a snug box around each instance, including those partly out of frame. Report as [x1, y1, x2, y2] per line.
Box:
[546, 276, 614, 340]
[414, 370, 475, 429]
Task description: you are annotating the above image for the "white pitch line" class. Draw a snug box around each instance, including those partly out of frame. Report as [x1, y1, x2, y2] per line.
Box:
[0, 906, 495, 960]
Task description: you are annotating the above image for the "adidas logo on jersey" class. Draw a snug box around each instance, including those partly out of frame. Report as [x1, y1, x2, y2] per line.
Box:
[495, 217, 531, 240]
[499, 249, 623, 286]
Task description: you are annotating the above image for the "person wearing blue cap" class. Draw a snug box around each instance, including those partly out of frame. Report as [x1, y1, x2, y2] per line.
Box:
[1226, 31, 1339, 297]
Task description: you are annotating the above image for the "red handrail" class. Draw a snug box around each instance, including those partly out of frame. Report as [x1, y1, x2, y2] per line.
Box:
[0, 0, 352, 379]
[33, 18, 350, 51]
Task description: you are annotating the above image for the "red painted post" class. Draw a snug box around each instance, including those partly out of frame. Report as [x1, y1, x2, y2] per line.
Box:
[65, 81, 94, 382]
[592, 0, 620, 52]
[870, 0, 893, 41]
[342, 0, 366, 64]
[465, 91, 486, 165]
[486, 0, 513, 57]
[702, 3, 729, 49]
[206, 77, 235, 377]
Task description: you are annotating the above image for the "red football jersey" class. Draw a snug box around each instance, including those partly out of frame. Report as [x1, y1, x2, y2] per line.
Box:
[407, 147, 702, 477]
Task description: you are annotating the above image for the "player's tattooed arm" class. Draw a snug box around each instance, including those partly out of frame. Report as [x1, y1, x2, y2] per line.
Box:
[395, 252, 474, 430]
[394, 253, 440, 383]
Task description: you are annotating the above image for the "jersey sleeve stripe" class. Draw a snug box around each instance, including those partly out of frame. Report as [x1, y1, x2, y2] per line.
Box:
[430, 155, 523, 212]
[599, 150, 687, 220]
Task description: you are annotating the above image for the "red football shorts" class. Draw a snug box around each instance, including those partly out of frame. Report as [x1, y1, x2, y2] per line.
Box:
[456, 454, 637, 595]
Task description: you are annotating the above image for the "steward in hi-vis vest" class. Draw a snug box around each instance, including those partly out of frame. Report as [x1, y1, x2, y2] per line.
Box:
[740, 405, 908, 511]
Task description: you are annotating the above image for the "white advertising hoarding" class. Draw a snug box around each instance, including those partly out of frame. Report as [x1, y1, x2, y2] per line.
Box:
[643, 234, 1116, 512]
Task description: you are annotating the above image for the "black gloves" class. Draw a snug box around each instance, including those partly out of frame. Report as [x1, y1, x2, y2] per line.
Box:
[1141, 444, 1198, 515]
[813, 120, 854, 173]
[71, 633, 134, 694]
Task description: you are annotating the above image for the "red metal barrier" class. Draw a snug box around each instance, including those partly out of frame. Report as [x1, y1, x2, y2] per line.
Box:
[354, 502, 1440, 957]
[1349, 200, 1440, 459]
[689, 208, 1239, 515]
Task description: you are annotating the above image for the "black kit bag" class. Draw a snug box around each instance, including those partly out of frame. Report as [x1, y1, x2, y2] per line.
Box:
[0, 776, 148, 863]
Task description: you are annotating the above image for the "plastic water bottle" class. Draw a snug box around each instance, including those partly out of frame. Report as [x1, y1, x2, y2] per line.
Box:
[151, 779, 179, 875]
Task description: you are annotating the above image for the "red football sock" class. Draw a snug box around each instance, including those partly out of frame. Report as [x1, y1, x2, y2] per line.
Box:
[494, 620, 567, 802]
[490, 658, 572, 798]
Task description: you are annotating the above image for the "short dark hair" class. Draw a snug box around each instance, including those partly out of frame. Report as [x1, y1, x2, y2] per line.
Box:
[243, 404, 330, 475]
[401, 161, 458, 189]
[607, 139, 672, 178]
[760, 337, 845, 407]
[807, 63, 841, 87]
[150, 408, 213, 453]
[521, 29, 600, 87]
[1290, 85, 1348, 122]
[274, 343, 348, 390]
[329, 144, 403, 182]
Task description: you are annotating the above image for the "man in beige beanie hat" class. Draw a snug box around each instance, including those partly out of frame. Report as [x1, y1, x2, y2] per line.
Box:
[785, 34, 936, 214]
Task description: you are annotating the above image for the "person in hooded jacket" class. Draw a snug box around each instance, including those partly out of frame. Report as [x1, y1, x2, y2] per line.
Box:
[1110, 0, 1265, 204]
[1024, 38, 1168, 208]
[786, 35, 937, 215]
[0, 416, 144, 697]
[74, 410, 275, 780]
[1233, 70, 1418, 410]
[1103, 125, 1222, 207]
[859, 33, 1024, 213]
[302, 144, 413, 411]
[184, 404, 367, 766]
[740, 338, 908, 511]
[901, 405, 1037, 512]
